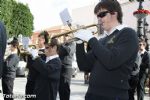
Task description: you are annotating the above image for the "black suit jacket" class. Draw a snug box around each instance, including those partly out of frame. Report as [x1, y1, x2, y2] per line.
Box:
[3, 54, 19, 78]
[0, 21, 7, 78]
[33, 57, 61, 100]
[26, 49, 46, 81]
[139, 51, 150, 75]
[76, 28, 138, 99]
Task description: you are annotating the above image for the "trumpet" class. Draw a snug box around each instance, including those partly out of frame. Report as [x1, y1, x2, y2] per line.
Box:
[52, 24, 98, 39]
[19, 45, 45, 56]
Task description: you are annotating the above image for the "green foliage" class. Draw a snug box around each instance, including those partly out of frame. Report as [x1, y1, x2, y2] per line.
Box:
[0, 0, 34, 37]
[10, 3, 34, 37]
[0, 0, 14, 36]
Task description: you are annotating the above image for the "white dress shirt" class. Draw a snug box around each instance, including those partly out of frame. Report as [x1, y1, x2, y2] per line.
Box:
[139, 49, 146, 56]
[45, 54, 59, 63]
[97, 24, 128, 39]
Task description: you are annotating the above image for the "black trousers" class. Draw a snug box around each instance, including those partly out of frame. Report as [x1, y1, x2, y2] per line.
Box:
[128, 75, 139, 100]
[85, 93, 127, 100]
[59, 75, 71, 100]
[137, 73, 147, 100]
[2, 77, 14, 100]
[25, 79, 36, 100]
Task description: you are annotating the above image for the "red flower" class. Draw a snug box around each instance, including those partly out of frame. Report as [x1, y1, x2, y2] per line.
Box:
[133, 9, 150, 15]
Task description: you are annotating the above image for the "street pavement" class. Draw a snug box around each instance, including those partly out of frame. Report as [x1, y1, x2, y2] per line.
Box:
[0, 72, 87, 100]
[0, 72, 149, 100]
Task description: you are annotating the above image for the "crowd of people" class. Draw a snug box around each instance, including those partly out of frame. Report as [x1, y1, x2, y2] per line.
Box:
[0, 0, 150, 100]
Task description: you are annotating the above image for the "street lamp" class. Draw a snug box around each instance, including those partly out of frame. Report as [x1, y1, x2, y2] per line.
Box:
[137, 0, 144, 38]
[144, 20, 149, 33]
[137, 0, 144, 9]
[143, 18, 149, 50]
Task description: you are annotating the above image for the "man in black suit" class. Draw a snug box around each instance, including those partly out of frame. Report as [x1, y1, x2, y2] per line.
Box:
[0, 21, 7, 78]
[137, 39, 150, 100]
[74, 0, 138, 100]
[2, 39, 20, 100]
[25, 31, 48, 99]
[28, 38, 61, 100]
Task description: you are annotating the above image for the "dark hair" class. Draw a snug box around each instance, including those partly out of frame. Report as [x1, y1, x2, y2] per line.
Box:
[9, 40, 19, 47]
[139, 38, 146, 46]
[38, 30, 49, 44]
[94, 0, 123, 24]
[49, 38, 59, 47]
[9, 37, 19, 48]
[8, 39, 20, 56]
[47, 38, 60, 51]
[13, 37, 18, 41]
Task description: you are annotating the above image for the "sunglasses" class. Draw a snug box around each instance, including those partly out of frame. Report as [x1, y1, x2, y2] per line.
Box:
[97, 11, 110, 18]
[45, 46, 50, 49]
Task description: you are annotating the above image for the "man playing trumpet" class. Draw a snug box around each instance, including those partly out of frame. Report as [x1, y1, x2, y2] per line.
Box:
[27, 38, 61, 100]
[25, 31, 48, 99]
[74, 0, 138, 100]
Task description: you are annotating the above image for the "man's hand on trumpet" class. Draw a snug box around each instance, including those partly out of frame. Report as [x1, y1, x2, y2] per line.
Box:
[73, 29, 94, 42]
[27, 48, 39, 59]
